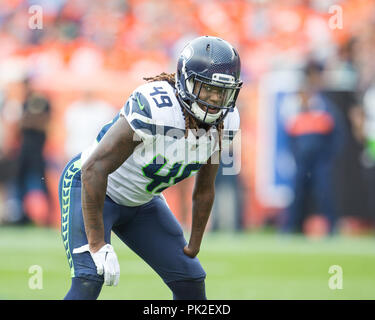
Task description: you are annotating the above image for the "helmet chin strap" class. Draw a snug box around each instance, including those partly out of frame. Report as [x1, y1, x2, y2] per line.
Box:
[191, 101, 222, 124]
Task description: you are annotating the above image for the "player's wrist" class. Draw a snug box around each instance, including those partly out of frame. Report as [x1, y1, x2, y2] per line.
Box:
[188, 231, 203, 247]
[89, 241, 107, 253]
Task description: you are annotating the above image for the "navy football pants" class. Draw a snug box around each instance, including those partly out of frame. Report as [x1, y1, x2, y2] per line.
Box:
[59, 155, 206, 289]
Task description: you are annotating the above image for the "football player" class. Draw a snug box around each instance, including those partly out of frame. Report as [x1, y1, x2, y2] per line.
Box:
[59, 36, 242, 300]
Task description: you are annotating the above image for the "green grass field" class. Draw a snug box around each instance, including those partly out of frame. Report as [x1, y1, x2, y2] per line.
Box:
[1, 225, 375, 300]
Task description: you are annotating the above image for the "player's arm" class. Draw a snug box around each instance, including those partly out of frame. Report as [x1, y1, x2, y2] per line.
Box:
[81, 115, 141, 253]
[184, 153, 219, 258]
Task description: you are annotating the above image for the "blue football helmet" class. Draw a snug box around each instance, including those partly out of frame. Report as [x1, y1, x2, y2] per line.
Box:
[175, 36, 242, 125]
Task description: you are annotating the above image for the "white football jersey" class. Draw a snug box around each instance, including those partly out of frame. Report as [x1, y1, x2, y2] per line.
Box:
[81, 81, 240, 206]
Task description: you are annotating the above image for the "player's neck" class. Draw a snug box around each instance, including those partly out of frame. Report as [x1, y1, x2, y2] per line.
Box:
[195, 122, 212, 131]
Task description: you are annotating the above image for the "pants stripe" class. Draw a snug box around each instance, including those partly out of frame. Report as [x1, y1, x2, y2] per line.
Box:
[60, 157, 82, 278]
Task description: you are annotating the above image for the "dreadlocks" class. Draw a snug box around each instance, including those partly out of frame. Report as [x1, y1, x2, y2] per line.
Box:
[143, 72, 224, 151]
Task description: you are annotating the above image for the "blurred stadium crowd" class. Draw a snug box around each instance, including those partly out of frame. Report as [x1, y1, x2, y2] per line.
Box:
[0, 0, 375, 236]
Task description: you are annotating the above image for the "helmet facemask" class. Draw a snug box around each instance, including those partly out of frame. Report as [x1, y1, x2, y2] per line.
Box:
[178, 71, 242, 125]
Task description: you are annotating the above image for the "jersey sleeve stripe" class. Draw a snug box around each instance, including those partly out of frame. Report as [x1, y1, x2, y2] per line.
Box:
[130, 119, 185, 139]
[123, 100, 130, 116]
[96, 113, 121, 142]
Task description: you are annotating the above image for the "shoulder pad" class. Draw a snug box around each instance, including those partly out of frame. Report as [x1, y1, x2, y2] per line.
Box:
[120, 81, 183, 143]
[222, 107, 240, 144]
[124, 91, 152, 120]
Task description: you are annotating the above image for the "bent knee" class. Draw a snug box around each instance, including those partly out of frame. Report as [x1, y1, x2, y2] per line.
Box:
[167, 278, 207, 300]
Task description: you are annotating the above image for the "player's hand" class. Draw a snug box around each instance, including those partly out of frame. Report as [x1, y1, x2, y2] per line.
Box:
[73, 244, 120, 286]
[183, 245, 200, 258]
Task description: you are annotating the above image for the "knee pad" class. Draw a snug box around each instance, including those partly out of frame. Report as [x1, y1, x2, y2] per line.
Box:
[64, 277, 103, 300]
[167, 278, 206, 300]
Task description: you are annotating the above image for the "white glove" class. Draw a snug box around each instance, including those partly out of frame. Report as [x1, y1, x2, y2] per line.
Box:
[73, 244, 120, 286]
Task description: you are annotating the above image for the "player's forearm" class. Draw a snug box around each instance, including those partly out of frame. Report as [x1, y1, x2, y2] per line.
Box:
[189, 190, 215, 253]
[81, 162, 108, 252]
